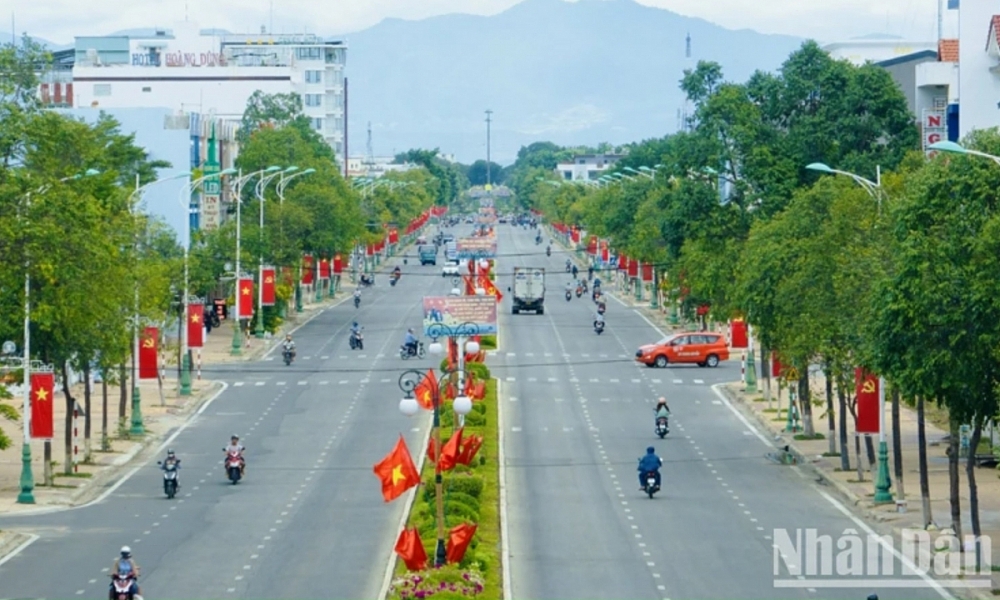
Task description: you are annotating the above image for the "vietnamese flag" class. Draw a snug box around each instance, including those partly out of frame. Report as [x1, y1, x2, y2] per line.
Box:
[446, 523, 477, 564]
[29, 371, 54, 439]
[302, 254, 315, 285]
[237, 278, 254, 319]
[479, 274, 503, 302]
[394, 528, 428, 571]
[373, 435, 421, 502]
[457, 434, 483, 466]
[187, 303, 205, 348]
[438, 427, 463, 472]
[414, 369, 438, 411]
[333, 254, 343, 274]
[319, 258, 330, 280]
[262, 267, 276, 306]
[139, 326, 159, 379]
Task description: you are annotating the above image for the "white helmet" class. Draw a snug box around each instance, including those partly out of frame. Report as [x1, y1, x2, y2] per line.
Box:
[120, 546, 131, 557]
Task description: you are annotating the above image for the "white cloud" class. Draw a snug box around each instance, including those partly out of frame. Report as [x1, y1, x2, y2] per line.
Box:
[2, 0, 955, 46]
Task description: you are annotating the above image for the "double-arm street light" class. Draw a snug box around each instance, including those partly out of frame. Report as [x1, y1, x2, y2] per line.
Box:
[806, 160, 892, 505]
[253, 166, 298, 339]
[275, 168, 317, 312]
[176, 168, 238, 395]
[929, 140, 1000, 166]
[398, 322, 479, 566]
[17, 169, 100, 504]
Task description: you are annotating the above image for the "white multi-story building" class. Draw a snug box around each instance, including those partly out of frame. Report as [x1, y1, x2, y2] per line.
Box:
[69, 21, 346, 160]
[958, 0, 1000, 139]
[823, 36, 937, 66]
[346, 156, 417, 178]
[556, 154, 623, 181]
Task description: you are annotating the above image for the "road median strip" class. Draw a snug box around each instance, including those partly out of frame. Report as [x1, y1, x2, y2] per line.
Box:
[384, 375, 502, 600]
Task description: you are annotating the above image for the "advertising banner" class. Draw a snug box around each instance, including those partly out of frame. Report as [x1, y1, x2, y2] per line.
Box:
[456, 237, 497, 259]
[422, 296, 498, 337]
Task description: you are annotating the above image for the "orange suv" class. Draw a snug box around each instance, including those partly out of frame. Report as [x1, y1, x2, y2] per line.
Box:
[635, 332, 729, 368]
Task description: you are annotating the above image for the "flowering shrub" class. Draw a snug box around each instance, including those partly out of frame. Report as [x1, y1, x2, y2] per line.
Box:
[390, 566, 486, 599]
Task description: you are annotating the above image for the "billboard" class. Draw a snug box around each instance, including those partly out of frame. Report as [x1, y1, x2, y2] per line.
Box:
[456, 237, 497, 259]
[422, 296, 498, 337]
[922, 109, 946, 155]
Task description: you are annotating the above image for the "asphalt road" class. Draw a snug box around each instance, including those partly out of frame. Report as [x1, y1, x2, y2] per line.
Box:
[497, 225, 951, 600]
[0, 240, 467, 600]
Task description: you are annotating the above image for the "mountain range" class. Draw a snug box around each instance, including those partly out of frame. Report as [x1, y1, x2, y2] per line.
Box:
[26, 0, 806, 164]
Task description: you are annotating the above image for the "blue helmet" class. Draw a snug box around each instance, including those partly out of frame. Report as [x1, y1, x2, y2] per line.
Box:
[646, 446, 655, 454]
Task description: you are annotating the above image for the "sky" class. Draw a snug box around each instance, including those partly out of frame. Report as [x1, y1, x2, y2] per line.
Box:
[2, 0, 958, 47]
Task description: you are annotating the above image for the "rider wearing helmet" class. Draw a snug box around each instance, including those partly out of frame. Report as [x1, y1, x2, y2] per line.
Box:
[655, 397, 670, 419]
[110, 546, 141, 599]
[282, 334, 296, 357]
[637, 446, 663, 490]
[224, 435, 245, 474]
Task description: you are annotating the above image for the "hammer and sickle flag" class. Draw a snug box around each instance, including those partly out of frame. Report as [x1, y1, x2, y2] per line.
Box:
[139, 326, 159, 380]
[262, 267, 276, 306]
[854, 368, 881, 434]
[373, 435, 421, 503]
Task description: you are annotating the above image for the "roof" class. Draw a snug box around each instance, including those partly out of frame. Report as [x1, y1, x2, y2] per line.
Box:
[988, 15, 1000, 51]
[938, 38, 959, 62]
[873, 50, 937, 67]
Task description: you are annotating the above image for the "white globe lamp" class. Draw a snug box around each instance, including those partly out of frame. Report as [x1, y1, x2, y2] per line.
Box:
[453, 395, 473, 416]
[475, 287, 486, 296]
[465, 340, 480, 355]
[479, 259, 489, 271]
[428, 341, 444, 356]
[399, 397, 420, 417]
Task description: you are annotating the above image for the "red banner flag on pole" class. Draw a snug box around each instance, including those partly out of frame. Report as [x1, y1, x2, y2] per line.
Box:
[187, 303, 205, 348]
[414, 369, 438, 411]
[333, 254, 343, 274]
[301, 255, 315, 285]
[628, 259, 639, 278]
[855, 369, 880, 434]
[319, 258, 331, 280]
[641, 263, 654, 282]
[237, 278, 254, 319]
[262, 267, 276, 306]
[394, 528, 428, 571]
[29, 372, 54, 439]
[139, 326, 158, 380]
[446, 523, 477, 564]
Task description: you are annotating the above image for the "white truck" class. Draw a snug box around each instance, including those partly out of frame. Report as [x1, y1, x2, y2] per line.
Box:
[512, 267, 545, 315]
[444, 240, 458, 262]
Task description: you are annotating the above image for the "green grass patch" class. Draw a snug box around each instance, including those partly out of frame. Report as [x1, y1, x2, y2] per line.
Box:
[762, 408, 781, 414]
[387, 379, 501, 600]
[480, 335, 497, 350]
[54, 471, 93, 479]
[794, 433, 826, 441]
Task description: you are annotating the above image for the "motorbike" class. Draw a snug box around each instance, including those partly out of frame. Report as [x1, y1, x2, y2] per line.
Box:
[546, 246, 551, 257]
[225, 450, 243, 484]
[158, 460, 179, 498]
[354, 295, 361, 309]
[400, 341, 426, 360]
[581, 280, 588, 293]
[565, 262, 572, 273]
[535, 236, 542, 245]
[110, 574, 137, 600]
[656, 417, 669, 438]
[642, 470, 660, 499]
[594, 320, 605, 335]
[576, 286, 583, 298]
[390, 276, 398, 287]
[282, 347, 294, 366]
[349, 330, 364, 350]
[597, 304, 606, 315]
[565, 290, 572, 302]
[359, 274, 374, 287]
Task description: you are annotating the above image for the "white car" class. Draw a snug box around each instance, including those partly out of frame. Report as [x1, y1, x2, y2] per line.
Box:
[442, 261, 461, 277]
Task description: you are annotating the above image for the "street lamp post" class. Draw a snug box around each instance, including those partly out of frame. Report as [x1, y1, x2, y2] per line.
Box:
[398, 359, 474, 567]
[17, 170, 100, 503]
[806, 161, 891, 504]
[253, 167, 295, 339]
[275, 168, 317, 310]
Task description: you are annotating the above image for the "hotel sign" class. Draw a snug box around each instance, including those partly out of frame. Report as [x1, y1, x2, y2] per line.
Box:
[132, 51, 227, 67]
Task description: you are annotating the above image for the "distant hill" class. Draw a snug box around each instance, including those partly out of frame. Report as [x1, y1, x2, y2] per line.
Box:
[341, 0, 804, 164]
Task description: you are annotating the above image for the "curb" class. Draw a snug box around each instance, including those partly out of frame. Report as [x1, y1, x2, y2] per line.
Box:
[0, 381, 224, 518]
[715, 383, 866, 508]
[497, 378, 512, 600]
[0, 531, 37, 567]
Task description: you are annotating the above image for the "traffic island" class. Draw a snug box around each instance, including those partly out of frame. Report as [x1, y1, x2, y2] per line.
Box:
[385, 378, 501, 600]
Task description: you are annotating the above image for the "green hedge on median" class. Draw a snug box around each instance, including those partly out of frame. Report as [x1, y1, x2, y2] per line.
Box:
[387, 380, 501, 600]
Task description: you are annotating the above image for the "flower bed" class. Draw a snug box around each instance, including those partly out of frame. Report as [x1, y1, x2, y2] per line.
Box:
[387, 378, 501, 600]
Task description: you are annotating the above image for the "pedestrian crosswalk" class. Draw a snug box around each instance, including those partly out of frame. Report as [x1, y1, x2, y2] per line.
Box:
[226, 376, 715, 388]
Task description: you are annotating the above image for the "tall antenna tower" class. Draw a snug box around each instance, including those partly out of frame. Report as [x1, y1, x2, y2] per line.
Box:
[680, 32, 694, 133]
[365, 121, 374, 166]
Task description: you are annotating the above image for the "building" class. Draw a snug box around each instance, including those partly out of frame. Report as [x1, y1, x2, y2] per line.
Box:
[555, 154, 624, 181]
[873, 40, 959, 153]
[64, 22, 346, 160]
[346, 156, 417, 179]
[958, 0, 1000, 139]
[823, 36, 937, 66]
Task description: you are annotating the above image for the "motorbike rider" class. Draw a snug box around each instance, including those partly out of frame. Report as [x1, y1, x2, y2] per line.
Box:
[546, 245, 551, 257]
[637, 446, 663, 490]
[351, 321, 362, 337]
[565, 259, 572, 272]
[593, 311, 605, 330]
[655, 398, 670, 426]
[571, 264, 578, 279]
[597, 299, 606, 314]
[224, 435, 245, 475]
[160, 449, 180, 473]
[282, 334, 296, 358]
[109, 546, 141, 599]
[403, 328, 419, 356]
[392, 266, 401, 279]
[587, 265, 594, 280]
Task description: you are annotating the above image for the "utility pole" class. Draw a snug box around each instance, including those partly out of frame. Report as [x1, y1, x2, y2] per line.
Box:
[485, 110, 493, 186]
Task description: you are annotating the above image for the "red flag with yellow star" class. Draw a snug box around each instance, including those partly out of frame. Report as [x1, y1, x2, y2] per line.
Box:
[237, 277, 254, 319]
[373, 435, 421, 502]
[414, 369, 438, 411]
[29, 372, 54, 439]
[187, 303, 204, 348]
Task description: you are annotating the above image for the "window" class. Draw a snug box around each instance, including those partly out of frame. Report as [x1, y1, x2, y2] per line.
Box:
[310, 117, 323, 131]
[670, 336, 690, 346]
[295, 47, 321, 60]
[142, 86, 152, 92]
[93, 84, 111, 96]
[304, 93, 323, 107]
[563, 171, 572, 180]
[305, 70, 323, 84]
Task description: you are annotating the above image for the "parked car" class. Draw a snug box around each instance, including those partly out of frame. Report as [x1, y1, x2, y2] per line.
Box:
[635, 332, 729, 368]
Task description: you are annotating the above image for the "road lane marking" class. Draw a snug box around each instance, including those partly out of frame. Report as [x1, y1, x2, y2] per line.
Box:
[276, 381, 286, 386]
[233, 382, 244, 387]
[694, 379, 704, 384]
[255, 381, 265, 386]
